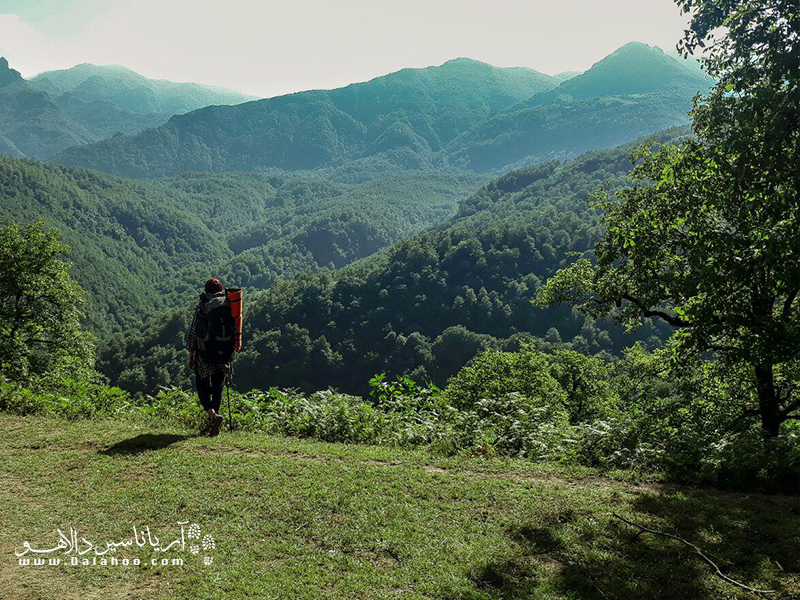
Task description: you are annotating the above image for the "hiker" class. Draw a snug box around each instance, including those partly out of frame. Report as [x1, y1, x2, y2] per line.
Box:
[187, 278, 235, 436]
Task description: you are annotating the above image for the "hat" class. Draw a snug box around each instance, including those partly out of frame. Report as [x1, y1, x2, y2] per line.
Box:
[204, 278, 223, 294]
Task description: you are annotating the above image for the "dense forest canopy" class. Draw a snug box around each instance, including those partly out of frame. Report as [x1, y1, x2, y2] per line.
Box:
[99, 129, 686, 395]
[0, 155, 485, 334]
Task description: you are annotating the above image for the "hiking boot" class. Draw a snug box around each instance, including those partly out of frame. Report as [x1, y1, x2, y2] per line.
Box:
[209, 414, 223, 437]
[199, 419, 213, 436]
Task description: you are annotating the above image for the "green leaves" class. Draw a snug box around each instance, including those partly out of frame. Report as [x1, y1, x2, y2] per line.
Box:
[541, 0, 800, 434]
[0, 221, 95, 384]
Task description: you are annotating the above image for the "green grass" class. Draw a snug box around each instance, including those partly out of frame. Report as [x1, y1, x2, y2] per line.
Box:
[1, 414, 798, 599]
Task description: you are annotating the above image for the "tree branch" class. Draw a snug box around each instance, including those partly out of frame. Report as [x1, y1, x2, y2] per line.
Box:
[708, 343, 742, 353]
[620, 294, 693, 328]
[613, 513, 776, 595]
[730, 408, 760, 428]
[783, 289, 799, 319]
[780, 397, 800, 419]
[782, 406, 800, 418]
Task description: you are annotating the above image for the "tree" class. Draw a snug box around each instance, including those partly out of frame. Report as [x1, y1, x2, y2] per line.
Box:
[538, 0, 799, 436]
[0, 221, 94, 383]
[549, 349, 613, 423]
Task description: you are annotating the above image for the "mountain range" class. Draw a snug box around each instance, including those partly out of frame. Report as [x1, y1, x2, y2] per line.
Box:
[31, 63, 256, 116]
[53, 57, 560, 177]
[447, 42, 712, 170]
[0, 58, 255, 159]
[53, 43, 711, 177]
[0, 153, 484, 335]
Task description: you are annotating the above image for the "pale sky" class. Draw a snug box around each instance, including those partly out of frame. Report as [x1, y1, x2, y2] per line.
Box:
[0, 0, 694, 98]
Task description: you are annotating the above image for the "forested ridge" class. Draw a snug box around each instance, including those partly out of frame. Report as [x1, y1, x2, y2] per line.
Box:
[0, 156, 228, 333]
[100, 129, 687, 394]
[446, 43, 711, 171]
[0, 155, 484, 334]
[53, 57, 558, 177]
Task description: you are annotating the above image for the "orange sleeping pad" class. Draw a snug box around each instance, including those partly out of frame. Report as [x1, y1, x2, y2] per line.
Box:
[226, 287, 243, 352]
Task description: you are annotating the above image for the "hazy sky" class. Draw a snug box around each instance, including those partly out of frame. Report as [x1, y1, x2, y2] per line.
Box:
[0, 0, 693, 98]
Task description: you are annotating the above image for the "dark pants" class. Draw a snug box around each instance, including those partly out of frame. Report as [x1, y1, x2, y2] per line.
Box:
[196, 371, 226, 412]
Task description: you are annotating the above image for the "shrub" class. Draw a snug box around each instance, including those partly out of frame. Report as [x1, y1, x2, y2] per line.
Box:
[0, 376, 132, 419]
[442, 345, 567, 415]
[3, 343, 799, 493]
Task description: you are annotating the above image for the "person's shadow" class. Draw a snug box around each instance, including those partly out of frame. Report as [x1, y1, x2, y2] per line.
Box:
[99, 434, 189, 456]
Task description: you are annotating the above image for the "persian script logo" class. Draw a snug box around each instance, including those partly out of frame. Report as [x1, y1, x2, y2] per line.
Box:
[14, 522, 216, 567]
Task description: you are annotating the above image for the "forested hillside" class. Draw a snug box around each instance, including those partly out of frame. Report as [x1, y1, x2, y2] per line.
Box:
[0, 156, 483, 334]
[215, 172, 485, 288]
[526, 42, 709, 105]
[0, 157, 231, 333]
[100, 128, 688, 394]
[55, 44, 709, 178]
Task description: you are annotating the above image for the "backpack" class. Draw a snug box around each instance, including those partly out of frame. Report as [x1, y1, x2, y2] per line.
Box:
[195, 293, 236, 364]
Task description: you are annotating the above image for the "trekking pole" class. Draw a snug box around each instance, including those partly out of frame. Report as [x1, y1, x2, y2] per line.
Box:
[226, 381, 233, 432]
[225, 359, 233, 432]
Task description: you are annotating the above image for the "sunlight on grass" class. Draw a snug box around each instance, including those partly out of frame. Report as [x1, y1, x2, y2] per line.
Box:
[2, 415, 798, 599]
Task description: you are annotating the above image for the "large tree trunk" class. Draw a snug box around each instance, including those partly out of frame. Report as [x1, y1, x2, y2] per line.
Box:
[755, 364, 781, 437]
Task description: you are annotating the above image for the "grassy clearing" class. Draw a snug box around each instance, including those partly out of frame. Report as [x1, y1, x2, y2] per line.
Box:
[1, 414, 799, 600]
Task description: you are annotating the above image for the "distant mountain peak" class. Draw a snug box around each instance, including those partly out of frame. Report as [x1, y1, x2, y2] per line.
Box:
[587, 41, 707, 76]
[0, 57, 24, 87]
[441, 57, 489, 66]
[436, 57, 548, 75]
[39, 62, 137, 77]
[519, 40, 712, 108]
[591, 42, 673, 69]
[614, 40, 661, 52]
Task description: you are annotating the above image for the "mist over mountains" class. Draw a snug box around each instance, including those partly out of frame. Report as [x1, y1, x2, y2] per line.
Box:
[0, 58, 255, 159]
[0, 57, 96, 159]
[31, 63, 256, 116]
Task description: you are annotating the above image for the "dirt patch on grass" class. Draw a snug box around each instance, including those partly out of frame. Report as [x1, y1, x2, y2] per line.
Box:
[420, 464, 667, 494]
